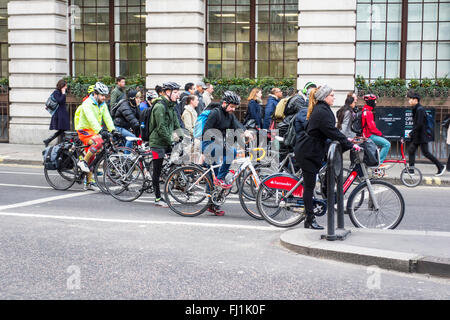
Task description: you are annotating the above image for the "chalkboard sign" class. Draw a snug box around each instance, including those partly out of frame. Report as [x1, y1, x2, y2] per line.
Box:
[374, 107, 435, 140]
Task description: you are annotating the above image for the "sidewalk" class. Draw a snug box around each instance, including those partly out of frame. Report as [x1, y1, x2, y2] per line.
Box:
[280, 228, 450, 278]
[1, 143, 449, 186]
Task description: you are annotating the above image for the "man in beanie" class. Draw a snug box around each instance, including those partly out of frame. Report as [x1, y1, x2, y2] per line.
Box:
[407, 90, 445, 176]
[112, 89, 142, 151]
[361, 94, 391, 166]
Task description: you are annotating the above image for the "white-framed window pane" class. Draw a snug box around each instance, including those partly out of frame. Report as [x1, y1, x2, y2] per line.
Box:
[439, 23, 450, 41]
[371, 23, 386, 40]
[422, 42, 436, 60]
[356, 61, 370, 78]
[372, 4, 387, 22]
[406, 61, 421, 78]
[387, 4, 401, 22]
[407, 42, 421, 60]
[440, 3, 450, 21]
[357, 4, 371, 22]
[408, 3, 422, 22]
[407, 23, 422, 41]
[370, 60, 385, 79]
[386, 42, 400, 60]
[423, 3, 437, 21]
[437, 61, 450, 78]
[387, 22, 401, 40]
[423, 23, 437, 41]
[421, 61, 436, 78]
[386, 61, 400, 78]
[357, 22, 371, 40]
[438, 42, 450, 60]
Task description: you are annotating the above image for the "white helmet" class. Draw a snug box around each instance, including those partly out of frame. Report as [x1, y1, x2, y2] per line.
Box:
[146, 90, 158, 100]
[93, 82, 109, 95]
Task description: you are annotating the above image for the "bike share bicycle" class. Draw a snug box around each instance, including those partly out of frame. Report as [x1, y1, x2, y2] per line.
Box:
[256, 139, 405, 229]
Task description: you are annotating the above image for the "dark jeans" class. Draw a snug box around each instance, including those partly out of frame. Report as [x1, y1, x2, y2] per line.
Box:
[302, 170, 317, 219]
[152, 158, 164, 199]
[408, 143, 442, 170]
[447, 151, 450, 170]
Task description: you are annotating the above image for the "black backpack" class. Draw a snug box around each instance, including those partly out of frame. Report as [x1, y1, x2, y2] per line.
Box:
[110, 98, 127, 118]
[351, 110, 365, 135]
[42, 144, 65, 170]
[140, 99, 168, 142]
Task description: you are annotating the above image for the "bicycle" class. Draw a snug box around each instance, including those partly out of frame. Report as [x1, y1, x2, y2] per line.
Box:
[371, 138, 422, 187]
[163, 145, 266, 219]
[256, 145, 405, 229]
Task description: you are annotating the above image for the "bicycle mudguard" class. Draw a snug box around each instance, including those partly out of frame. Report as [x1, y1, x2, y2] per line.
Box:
[262, 173, 304, 197]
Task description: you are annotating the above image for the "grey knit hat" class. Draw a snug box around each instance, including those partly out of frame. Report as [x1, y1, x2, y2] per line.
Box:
[314, 85, 333, 101]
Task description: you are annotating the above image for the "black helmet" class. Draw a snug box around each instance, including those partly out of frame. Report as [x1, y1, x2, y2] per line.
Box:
[162, 82, 181, 91]
[222, 91, 241, 105]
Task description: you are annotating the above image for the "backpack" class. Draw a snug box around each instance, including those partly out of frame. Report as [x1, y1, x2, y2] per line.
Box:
[273, 96, 293, 120]
[193, 109, 212, 139]
[110, 98, 127, 118]
[351, 110, 365, 135]
[424, 110, 435, 141]
[42, 144, 65, 170]
[45, 93, 59, 116]
[283, 116, 298, 147]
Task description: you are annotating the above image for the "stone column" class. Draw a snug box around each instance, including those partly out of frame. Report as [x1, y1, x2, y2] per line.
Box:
[8, 0, 69, 144]
[298, 0, 356, 106]
[146, 0, 205, 89]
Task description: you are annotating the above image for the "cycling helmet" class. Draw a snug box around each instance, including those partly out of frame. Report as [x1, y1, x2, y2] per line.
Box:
[302, 81, 317, 95]
[162, 82, 181, 91]
[93, 82, 109, 95]
[363, 94, 377, 101]
[146, 90, 158, 100]
[87, 84, 95, 94]
[222, 91, 241, 106]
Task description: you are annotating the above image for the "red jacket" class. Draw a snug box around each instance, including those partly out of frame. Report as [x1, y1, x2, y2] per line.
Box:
[362, 105, 382, 138]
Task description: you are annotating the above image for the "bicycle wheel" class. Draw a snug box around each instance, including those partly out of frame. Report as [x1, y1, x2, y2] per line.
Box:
[44, 151, 78, 190]
[164, 165, 213, 217]
[347, 180, 405, 229]
[95, 147, 138, 194]
[239, 165, 275, 220]
[400, 166, 422, 188]
[104, 154, 144, 202]
[256, 180, 305, 228]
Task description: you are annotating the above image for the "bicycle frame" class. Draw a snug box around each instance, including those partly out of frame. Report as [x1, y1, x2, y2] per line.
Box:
[382, 138, 407, 166]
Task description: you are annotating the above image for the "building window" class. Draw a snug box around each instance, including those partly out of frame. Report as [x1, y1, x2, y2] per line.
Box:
[207, 0, 298, 79]
[69, 0, 146, 77]
[0, 0, 8, 78]
[356, 0, 450, 81]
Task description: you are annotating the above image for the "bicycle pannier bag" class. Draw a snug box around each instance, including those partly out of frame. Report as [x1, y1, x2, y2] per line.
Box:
[42, 144, 64, 170]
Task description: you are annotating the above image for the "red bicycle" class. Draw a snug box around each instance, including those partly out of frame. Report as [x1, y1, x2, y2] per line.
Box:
[372, 138, 423, 187]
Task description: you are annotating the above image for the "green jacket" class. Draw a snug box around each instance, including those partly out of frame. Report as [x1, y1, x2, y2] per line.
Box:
[110, 85, 125, 111]
[149, 96, 180, 148]
[74, 95, 115, 133]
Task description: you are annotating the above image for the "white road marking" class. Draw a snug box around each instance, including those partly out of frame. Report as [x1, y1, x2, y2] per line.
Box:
[0, 191, 97, 211]
[0, 171, 42, 175]
[0, 183, 52, 190]
[0, 212, 281, 231]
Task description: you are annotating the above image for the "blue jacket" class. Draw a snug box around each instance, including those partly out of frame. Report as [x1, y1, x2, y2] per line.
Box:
[247, 99, 263, 128]
[294, 107, 308, 140]
[263, 95, 280, 129]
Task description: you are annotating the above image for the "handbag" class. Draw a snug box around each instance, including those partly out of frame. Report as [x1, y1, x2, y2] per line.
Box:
[45, 93, 59, 116]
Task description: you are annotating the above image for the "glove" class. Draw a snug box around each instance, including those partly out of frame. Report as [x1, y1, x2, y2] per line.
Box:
[99, 128, 109, 139]
[353, 144, 361, 152]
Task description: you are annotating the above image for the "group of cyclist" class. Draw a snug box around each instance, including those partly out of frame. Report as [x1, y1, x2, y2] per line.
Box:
[48, 76, 447, 230]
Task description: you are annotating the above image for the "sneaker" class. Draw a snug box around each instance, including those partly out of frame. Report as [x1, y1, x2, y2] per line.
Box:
[214, 179, 232, 190]
[77, 160, 90, 173]
[154, 198, 169, 208]
[407, 168, 415, 175]
[207, 205, 225, 216]
[435, 165, 446, 177]
[83, 182, 99, 191]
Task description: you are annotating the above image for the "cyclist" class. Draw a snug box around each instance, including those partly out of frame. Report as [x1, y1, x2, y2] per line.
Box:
[202, 91, 254, 216]
[74, 82, 117, 190]
[361, 94, 391, 166]
[82, 85, 95, 102]
[112, 89, 142, 152]
[148, 82, 182, 207]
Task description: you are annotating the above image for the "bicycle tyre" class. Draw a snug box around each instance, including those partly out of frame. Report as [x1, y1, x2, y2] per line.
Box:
[44, 151, 78, 190]
[104, 156, 144, 202]
[400, 166, 422, 188]
[164, 165, 213, 217]
[346, 180, 405, 229]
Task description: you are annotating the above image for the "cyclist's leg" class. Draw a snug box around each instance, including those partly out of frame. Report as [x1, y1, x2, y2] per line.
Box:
[151, 148, 166, 200]
[217, 146, 237, 180]
[115, 126, 136, 153]
[370, 135, 391, 163]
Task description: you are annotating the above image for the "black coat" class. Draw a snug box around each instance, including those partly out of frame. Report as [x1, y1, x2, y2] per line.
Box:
[203, 106, 245, 138]
[295, 101, 353, 174]
[410, 103, 430, 144]
[49, 89, 70, 131]
[113, 99, 140, 132]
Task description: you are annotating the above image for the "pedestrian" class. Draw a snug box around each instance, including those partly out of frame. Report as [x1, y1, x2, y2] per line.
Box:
[444, 115, 450, 172]
[43, 79, 70, 147]
[112, 90, 142, 152]
[148, 82, 181, 207]
[263, 87, 283, 129]
[336, 95, 356, 138]
[203, 83, 214, 108]
[110, 76, 126, 112]
[361, 94, 391, 167]
[406, 90, 446, 176]
[244, 88, 263, 129]
[295, 85, 359, 229]
[182, 95, 199, 137]
[195, 81, 208, 115]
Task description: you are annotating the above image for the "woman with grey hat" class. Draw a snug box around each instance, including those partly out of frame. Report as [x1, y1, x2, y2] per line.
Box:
[295, 85, 361, 229]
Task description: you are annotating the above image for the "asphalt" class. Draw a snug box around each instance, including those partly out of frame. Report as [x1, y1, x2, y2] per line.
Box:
[1, 142, 450, 279]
